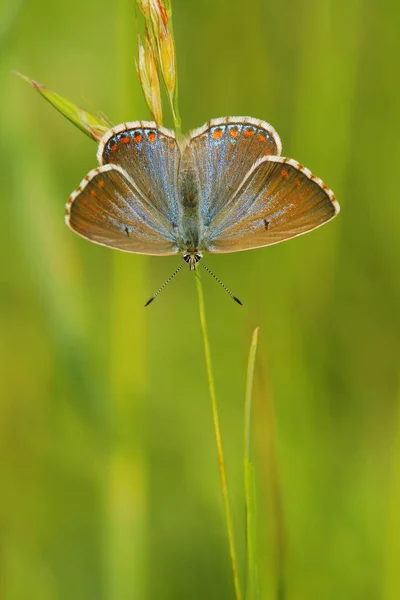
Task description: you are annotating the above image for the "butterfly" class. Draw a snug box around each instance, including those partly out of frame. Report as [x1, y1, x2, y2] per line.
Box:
[66, 117, 339, 304]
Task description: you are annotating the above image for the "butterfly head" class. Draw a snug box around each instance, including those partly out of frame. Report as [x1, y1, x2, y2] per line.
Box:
[183, 251, 202, 271]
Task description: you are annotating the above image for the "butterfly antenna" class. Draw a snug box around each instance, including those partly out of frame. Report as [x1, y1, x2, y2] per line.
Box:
[144, 262, 185, 306]
[200, 262, 243, 306]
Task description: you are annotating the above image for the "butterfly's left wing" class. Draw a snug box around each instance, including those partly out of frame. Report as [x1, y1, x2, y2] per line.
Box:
[202, 156, 339, 253]
[180, 117, 282, 225]
[66, 164, 179, 255]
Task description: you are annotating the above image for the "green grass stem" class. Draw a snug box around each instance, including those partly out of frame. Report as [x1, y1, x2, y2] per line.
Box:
[244, 328, 260, 600]
[195, 272, 243, 600]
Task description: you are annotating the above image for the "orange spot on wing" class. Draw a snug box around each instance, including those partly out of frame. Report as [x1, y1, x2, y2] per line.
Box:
[170, 141, 175, 149]
[281, 169, 289, 179]
[148, 132, 157, 142]
[97, 180, 105, 188]
[110, 143, 118, 152]
[244, 128, 254, 137]
[212, 128, 223, 140]
[229, 127, 239, 138]
[134, 132, 142, 143]
[89, 189, 96, 197]
[258, 133, 267, 143]
[121, 135, 130, 144]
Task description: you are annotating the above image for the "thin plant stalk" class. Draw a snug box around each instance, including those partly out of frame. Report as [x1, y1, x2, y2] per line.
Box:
[195, 271, 243, 600]
[244, 328, 260, 600]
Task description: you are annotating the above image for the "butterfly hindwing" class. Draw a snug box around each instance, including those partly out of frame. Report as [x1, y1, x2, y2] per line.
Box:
[203, 156, 339, 253]
[66, 164, 179, 255]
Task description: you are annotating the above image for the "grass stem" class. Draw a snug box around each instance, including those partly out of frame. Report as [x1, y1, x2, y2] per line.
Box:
[195, 271, 243, 600]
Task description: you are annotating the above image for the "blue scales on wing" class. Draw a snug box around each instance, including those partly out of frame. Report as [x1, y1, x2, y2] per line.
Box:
[181, 117, 282, 230]
[99, 121, 181, 232]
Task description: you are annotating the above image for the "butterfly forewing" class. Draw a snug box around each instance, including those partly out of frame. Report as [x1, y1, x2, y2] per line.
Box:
[66, 164, 179, 255]
[182, 117, 282, 224]
[98, 121, 181, 229]
[203, 156, 339, 253]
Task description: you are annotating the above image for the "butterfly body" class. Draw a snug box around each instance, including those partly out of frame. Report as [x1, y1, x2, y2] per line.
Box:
[66, 117, 339, 269]
[177, 162, 202, 255]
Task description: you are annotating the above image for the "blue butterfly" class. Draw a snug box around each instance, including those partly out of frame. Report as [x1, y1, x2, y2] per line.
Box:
[66, 117, 339, 304]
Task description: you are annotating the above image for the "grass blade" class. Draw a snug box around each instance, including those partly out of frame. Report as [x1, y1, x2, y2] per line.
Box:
[15, 72, 112, 141]
[244, 328, 260, 600]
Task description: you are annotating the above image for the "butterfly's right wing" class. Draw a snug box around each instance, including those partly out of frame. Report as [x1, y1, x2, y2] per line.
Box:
[202, 156, 339, 253]
[66, 164, 179, 255]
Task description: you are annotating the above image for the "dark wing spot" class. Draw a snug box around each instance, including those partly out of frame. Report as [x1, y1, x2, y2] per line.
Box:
[124, 227, 130, 237]
[263, 219, 270, 231]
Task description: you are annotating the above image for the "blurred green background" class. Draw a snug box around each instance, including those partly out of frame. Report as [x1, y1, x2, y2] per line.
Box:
[1, 0, 400, 598]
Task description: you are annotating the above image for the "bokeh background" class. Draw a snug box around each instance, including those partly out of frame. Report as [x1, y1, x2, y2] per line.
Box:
[1, 0, 400, 598]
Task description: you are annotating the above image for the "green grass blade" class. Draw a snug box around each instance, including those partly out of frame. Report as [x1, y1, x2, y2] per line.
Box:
[15, 72, 112, 141]
[244, 328, 260, 600]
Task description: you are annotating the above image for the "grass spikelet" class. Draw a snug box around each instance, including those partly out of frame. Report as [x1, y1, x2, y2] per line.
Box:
[135, 0, 181, 131]
[135, 28, 163, 124]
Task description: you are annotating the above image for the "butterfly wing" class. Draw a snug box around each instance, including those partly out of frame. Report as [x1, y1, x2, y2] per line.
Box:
[98, 121, 181, 229]
[180, 117, 282, 225]
[66, 164, 179, 255]
[202, 156, 339, 253]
